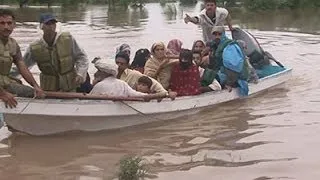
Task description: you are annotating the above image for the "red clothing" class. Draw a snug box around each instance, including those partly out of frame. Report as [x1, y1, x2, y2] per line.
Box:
[169, 64, 201, 96]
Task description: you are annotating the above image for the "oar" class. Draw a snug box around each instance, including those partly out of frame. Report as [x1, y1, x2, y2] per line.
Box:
[44, 91, 145, 101]
[232, 28, 284, 68]
[44, 91, 170, 102]
[264, 51, 285, 68]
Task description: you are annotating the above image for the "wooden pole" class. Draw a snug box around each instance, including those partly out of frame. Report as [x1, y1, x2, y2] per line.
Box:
[44, 91, 145, 101]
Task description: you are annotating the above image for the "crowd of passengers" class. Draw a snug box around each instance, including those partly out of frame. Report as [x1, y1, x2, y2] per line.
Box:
[0, 8, 285, 108]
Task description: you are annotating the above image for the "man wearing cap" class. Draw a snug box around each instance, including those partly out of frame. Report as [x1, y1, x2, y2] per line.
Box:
[184, 0, 233, 43]
[207, 26, 249, 96]
[0, 9, 44, 108]
[23, 13, 89, 92]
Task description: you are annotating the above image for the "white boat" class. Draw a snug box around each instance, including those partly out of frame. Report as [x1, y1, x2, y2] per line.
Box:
[0, 68, 292, 136]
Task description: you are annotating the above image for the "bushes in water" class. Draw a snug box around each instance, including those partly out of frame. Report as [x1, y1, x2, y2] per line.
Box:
[243, 0, 320, 10]
[118, 156, 148, 180]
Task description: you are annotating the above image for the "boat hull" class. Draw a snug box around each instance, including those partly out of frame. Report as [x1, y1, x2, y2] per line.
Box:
[1, 69, 292, 135]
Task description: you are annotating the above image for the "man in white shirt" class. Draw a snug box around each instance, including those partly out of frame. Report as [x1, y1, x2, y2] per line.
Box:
[184, 0, 233, 43]
[90, 58, 147, 97]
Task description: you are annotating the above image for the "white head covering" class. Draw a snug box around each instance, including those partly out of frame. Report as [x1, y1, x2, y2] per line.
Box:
[116, 43, 131, 55]
[93, 58, 118, 77]
[211, 26, 225, 34]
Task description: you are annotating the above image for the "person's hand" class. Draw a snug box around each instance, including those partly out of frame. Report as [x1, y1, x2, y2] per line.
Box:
[143, 95, 152, 102]
[201, 47, 210, 57]
[34, 86, 45, 98]
[159, 59, 170, 68]
[184, 14, 191, 24]
[168, 91, 177, 100]
[225, 85, 232, 92]
[75, 75, 84, 85]
[0, 91, 17, 108]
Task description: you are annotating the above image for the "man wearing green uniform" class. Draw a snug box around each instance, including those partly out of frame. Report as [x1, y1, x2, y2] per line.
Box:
[24, 13, 89, 92]
[0, 9, 44, 108]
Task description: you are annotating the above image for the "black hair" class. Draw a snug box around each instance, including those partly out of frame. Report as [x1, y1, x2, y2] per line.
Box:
[204, 0, 216, 4]
[179, 49, 193, 62]
[137, 76, 153, 88]
[0, 9, 15, 19]
[179, 49, 194, 70]
[115, 51, 130, 64]
[131, 48, 150, 68]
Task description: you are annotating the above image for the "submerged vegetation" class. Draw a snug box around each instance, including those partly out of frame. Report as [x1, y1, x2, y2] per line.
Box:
[0, 0, 319, 10]
[117, 156, 148, 180]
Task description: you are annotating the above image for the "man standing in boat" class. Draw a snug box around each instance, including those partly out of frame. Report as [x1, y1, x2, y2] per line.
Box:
[184, 0, 233, 43]
[0, 9, 44, 108]
[24, 13, 89, 92]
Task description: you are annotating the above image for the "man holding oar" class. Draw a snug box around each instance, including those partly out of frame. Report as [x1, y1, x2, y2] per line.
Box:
[24, 13, 89, 92]
[184, 0, 233, 43]
[0, 9, 44, 108]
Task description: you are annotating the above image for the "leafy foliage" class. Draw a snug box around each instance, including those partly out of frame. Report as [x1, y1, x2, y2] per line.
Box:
[118, 156, 148, 180]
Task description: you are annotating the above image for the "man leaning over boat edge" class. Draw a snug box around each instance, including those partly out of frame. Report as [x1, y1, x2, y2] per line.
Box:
[0, 9, 45, 108]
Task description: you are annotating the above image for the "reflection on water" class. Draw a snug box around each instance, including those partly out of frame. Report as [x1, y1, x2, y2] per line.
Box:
[0, 2, 320, 180]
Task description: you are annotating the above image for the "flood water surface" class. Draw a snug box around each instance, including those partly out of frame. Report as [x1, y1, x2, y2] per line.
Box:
[0, 3, 320, 180]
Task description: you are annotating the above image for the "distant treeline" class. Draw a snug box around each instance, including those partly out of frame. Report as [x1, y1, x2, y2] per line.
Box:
[0, 0, 319, 9]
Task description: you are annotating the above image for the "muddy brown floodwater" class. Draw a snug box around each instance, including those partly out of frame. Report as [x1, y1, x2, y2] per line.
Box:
[0, 3, 320, 180]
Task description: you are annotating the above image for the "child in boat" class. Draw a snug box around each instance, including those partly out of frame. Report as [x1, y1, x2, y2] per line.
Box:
[135, 76, 153, 94]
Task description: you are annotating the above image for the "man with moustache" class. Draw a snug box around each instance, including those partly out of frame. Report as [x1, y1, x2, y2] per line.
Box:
[184, 0, 233, 43]
[0, 9, 44, 108]
[208, 26, 249, 96]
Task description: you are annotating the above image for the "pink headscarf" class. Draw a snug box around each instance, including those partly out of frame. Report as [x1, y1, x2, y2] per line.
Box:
[167, 39, 183, 56]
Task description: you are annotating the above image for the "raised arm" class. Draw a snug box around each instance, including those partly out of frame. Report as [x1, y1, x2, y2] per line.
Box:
[184, 14, 199, 24]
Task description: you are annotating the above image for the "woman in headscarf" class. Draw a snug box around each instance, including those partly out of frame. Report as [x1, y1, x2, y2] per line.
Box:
[115, 43, 131, 57]
[130, 48, 151, 73]
[192, 40, 205, 52]
[166, 39, 183, 56]
[192, 40, 209, 67]
[144, 42, 178, 89]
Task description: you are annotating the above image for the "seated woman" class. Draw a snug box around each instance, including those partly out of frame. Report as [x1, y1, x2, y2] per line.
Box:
[130, 48, 150, 73]
[144, 42, 178, 90]
[116, 43, 131, 57]
[90, 58, 146, 97]
[192, 40, 205, 52]
[167, 39, 183, 56]
[169, 49, 201, 96]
